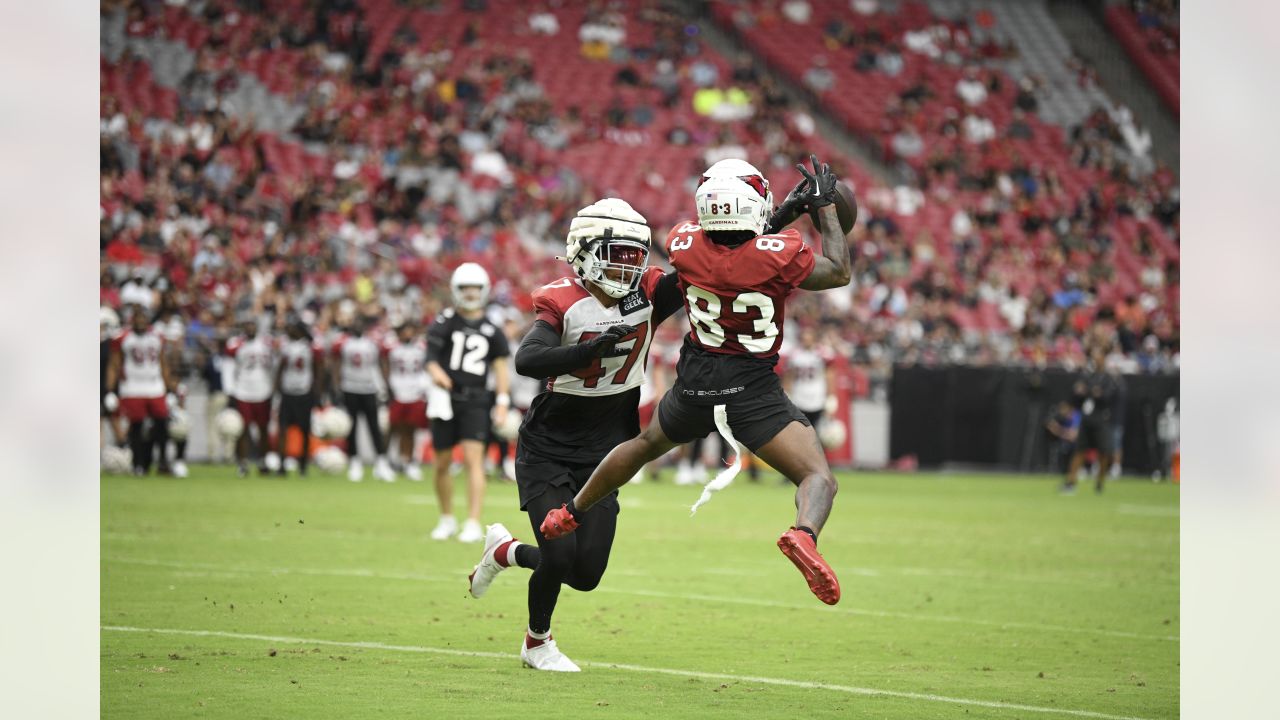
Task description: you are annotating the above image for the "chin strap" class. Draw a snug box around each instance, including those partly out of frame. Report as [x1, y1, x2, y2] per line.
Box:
[690, 404, 742, 515]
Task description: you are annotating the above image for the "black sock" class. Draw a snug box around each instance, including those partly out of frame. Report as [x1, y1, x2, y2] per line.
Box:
[128, 423, 146, 469]
[797, 525, 818, 546]
[513, 544, 540, 570]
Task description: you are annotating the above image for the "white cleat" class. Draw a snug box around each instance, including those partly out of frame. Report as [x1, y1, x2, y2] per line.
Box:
[347, 458, 364, 482]
[284, 457, 300, 474]
[172, 461, 189, 478]
[690, 464, 709, 486]
[457, 519, 484, 544]
[430, 515, 458, 540]
[468, 523, 513, 598]
[405, 463, 423, 482]
[502, 457, 517, 482]
[521, 636, 580, 672]
[673, 465, 696, 486]
[374, 456, 396, 482]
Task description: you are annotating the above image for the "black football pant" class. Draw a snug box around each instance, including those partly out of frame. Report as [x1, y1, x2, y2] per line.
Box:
[519, 484, 618, 635]
[343, 392, 385, 458]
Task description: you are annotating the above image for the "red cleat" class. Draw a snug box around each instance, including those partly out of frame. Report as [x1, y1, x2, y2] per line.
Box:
[777, 528, 841, 605]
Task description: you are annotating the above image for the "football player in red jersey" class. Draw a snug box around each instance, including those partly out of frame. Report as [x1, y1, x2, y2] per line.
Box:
[541, 157, 854, 606]
[464, 198, 683, 671]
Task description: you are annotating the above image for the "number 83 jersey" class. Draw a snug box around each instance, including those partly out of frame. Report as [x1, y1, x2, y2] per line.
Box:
[665, 221, 816, 403]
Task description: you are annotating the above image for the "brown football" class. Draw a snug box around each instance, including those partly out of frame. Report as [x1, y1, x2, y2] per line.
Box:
[809, 181, 858, 234]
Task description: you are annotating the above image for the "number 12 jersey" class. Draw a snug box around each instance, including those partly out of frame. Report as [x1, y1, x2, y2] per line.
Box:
[426, 309, 510, 400]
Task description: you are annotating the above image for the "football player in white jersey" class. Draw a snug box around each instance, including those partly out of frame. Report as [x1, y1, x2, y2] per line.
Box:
[276, 318, 326, 476]
[226, 318, 278, 477]
[463, 198, 682, 672]
[332, 316, 394, 482]
[104, 306, 178, 475]
[783, 327, 837, 429]
[381, 320, 429, 481]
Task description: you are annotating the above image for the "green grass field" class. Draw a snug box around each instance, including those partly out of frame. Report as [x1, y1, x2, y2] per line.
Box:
[102, 466, 1178, 719]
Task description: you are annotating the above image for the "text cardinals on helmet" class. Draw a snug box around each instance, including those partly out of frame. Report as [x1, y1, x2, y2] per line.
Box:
[451, 263, 491, 311]
[565, 197, 652, 299]
[696, 158, 774, 237]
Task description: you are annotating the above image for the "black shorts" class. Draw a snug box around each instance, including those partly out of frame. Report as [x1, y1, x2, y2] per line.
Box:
[801, 408, 824, 428]
[1077, 415, 1115, 454]
[515, 449, 621, 514]
[279, 393, 314, 429]
[656, 387, 810, 453]
[431, 400, 492, 450]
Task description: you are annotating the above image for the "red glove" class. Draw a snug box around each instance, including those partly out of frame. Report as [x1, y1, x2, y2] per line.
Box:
[540, 503, 580, 539]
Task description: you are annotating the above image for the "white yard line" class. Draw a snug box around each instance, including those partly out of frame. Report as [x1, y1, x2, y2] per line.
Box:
[595, 587, 1176, 642]
[106, 557, 1177, 642]
[1117, 504, 1180, 518]
[101, 625, 1160, 720]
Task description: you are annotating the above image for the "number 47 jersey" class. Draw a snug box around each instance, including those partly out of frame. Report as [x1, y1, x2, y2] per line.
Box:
[665, 221, 815, 402]
[519, 267, 681, 463]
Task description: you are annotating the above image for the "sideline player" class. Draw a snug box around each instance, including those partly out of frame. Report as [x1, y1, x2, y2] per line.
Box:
[1063, 345, 1122, 494]
[100, 307, 126, 449]
[226, 317, 278, 476]
[332, 316, 394, 482]
[276, 318, 325, 476]
[783, 326, 837, 429]
[465, 198, 682, 671]
[382, 320, 429, 481]
[104, 305, 179, 475]
[541, 157, 855, 606]
[426, 263, 511, 543]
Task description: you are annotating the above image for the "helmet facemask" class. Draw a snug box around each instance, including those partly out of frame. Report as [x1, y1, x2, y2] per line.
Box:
[576, 234, 650, 299]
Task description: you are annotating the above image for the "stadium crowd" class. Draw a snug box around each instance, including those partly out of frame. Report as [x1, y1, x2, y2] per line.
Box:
[100, 0, 1179, 459]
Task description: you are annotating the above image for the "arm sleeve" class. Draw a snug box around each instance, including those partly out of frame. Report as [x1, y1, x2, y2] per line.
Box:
[650, 271, 684, 325]
[514, 320, 595, 379]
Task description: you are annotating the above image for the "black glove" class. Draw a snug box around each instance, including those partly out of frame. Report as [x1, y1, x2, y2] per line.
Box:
[796, 154, 840, 209]
[765, 175, 813, 234]
[586, 324, 637, 359]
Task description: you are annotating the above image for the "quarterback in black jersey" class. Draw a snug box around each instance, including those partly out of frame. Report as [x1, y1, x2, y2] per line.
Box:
[464, 198, 682, 672]
[426, 263, 511, 544]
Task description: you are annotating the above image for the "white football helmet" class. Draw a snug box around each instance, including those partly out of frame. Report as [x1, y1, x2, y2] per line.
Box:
[696, 158, 774, 236]
[313, 446, 349, 474]
[817, 418, 847, 450]
[451, 263, 491, 311]
[565, 198, 652, 299]
[215, 408, 245, 440]
[101, 445, 133, 474]
[493, 408, 523, 440]
[168, 407, 190, 440]
[322, 407, 353, 439]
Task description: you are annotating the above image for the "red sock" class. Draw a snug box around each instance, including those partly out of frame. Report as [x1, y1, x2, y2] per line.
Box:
[525, 629, 550, 649]
[494, 540, 516, 568]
